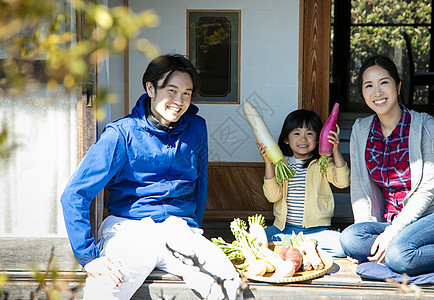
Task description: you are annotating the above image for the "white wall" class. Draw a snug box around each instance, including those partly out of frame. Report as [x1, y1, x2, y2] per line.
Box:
[110, 0, 300, 162]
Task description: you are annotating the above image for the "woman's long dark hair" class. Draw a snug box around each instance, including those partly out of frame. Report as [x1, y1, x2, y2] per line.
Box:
[277, 109, 323, 168]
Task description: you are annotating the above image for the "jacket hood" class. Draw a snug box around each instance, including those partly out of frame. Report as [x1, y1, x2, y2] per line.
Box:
[131, 93, 199, 134]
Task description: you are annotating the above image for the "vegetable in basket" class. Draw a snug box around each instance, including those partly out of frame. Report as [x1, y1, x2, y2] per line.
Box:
[211, 237, 245, 266]
[291, 232, 324, 271]
[243, 99, 296, 182]
[229, 217, 296, 278]
[318, 103, 340, 176]
[277, 237, 303, 272]
[230, 218, 267, 276]
[248, 214, 268, 247]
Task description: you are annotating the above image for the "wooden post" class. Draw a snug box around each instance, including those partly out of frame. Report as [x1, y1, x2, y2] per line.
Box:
[300, 0, 332, 122]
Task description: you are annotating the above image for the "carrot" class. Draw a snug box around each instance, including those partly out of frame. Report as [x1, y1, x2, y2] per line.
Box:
[243, 99, 296, 182]
[318, 103, 339, 176]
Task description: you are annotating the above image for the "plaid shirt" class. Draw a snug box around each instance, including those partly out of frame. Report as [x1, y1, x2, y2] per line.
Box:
[365, 107, 411, 223]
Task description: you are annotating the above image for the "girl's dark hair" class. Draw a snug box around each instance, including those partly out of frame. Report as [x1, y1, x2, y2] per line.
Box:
[277, 109, 323, 168]
[142, 54, 200, 96]
[356, 55, 405, 104]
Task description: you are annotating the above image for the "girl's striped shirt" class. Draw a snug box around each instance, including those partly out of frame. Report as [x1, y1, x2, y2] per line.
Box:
[285, 157, 308, 226]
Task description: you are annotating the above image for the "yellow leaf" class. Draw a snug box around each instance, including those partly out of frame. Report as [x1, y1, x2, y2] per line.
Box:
[63, 74, 76, 90]
[68, 60, 87, 77]
[113, 36, 128, 52]
[94, 5, 113, 30]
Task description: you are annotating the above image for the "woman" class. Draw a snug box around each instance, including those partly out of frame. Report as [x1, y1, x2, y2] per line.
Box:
[340, 55, 434, 276]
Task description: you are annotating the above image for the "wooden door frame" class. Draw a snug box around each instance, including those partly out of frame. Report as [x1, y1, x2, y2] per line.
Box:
[299, 0, 332, 122]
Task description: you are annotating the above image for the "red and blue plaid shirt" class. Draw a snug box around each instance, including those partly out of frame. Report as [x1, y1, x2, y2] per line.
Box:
[365, 107, 411, 223]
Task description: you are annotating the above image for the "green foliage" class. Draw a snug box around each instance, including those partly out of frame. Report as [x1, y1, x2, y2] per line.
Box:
[0, 0, 161, 158]
[0, 0, 160, 96]
[0, 247, 84, 299]
[348, 0, 431, 104]
[0, 123, 18, 159]
[0, 271, 7, 292]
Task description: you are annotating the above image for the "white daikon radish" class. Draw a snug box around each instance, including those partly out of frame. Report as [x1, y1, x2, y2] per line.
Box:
[248, 214, 268, 247]
[243, 99, 296, 182]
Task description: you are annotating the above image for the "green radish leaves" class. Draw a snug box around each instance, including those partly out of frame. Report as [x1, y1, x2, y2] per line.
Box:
[275, 160, 296, 182]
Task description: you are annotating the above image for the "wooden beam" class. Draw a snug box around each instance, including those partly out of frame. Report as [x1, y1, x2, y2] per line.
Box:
[124, 0, 130, 116]
[300, 0, 332, 122]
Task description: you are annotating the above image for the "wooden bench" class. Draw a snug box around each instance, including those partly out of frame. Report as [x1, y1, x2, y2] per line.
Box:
[82, 157, 355, 298]
[129, 257, 434, 299]
[202, 161, 354, 241]
[2, 238, 434, 299]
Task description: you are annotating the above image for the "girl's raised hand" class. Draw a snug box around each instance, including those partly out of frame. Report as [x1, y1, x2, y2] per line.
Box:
[256, 141, 271, 164]
[327, 124, 341, 153]
[256, 141, 276, 180]
[327, 124, 347, 169]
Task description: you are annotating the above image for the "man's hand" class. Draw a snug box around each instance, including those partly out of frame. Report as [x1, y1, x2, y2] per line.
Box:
[84, 256, 124, 287]
[368, 232, 393, 263]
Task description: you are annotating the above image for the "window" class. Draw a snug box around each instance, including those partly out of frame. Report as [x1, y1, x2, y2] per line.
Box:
[0, 0, 96, 272]
[331, 0, 433, 113]
[187, 10, 241, 104]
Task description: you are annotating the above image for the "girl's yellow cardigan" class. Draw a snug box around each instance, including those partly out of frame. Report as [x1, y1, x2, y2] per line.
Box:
[263, 157, 350, 231]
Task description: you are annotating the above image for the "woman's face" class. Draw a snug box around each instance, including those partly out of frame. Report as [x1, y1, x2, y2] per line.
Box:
[361, 65, 401, 117]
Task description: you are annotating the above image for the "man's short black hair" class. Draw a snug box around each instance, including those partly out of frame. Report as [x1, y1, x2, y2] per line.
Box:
[142, 54, 200, 96]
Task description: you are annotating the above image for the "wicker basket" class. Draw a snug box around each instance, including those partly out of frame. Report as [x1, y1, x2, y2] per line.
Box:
[241, 242, 334, 283]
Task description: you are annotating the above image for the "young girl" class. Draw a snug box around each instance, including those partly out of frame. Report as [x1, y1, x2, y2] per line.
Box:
[257, 109, 350, 257]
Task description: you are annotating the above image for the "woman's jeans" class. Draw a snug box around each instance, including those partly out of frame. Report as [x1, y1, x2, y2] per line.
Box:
[265, 224, 345, 257]
[340, 213, 434, 276]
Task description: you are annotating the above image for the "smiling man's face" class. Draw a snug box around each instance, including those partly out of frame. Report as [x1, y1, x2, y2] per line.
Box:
[146, 70, 193, 126]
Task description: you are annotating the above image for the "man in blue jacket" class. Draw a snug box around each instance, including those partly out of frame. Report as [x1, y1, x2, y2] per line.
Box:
[61, 54, 241, 299]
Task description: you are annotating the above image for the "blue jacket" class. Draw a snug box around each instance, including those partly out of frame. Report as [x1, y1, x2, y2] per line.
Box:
[60, 94, 208, 266]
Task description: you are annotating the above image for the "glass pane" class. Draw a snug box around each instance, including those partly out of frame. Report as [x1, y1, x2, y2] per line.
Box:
[0, 1, 79, 237]
[196, 17, 231, 97]
[188, 11, 240, 103]
[351, 0, 431, 25]
[349, 25, 431, 106]
[0, 90, 78, 237]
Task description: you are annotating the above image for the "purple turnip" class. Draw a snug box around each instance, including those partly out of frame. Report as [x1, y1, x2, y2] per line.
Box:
[318, 103, 339, 176]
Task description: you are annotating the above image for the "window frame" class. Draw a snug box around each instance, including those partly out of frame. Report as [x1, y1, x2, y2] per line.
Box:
[331, 0, 434, 114]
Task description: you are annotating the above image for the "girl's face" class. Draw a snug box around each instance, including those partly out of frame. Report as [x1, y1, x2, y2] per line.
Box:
[361, 65, 402, 118]
[285, 126, 318, 159]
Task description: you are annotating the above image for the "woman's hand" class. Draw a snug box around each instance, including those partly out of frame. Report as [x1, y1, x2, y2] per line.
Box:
[368, 232, 393, 263]
[84, 256, 124, 287]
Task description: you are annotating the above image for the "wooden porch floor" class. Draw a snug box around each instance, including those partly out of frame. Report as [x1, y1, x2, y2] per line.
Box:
[3, 255, 434, 299]
[2, 236, 433, 299]
[130, 257, 434, 299]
